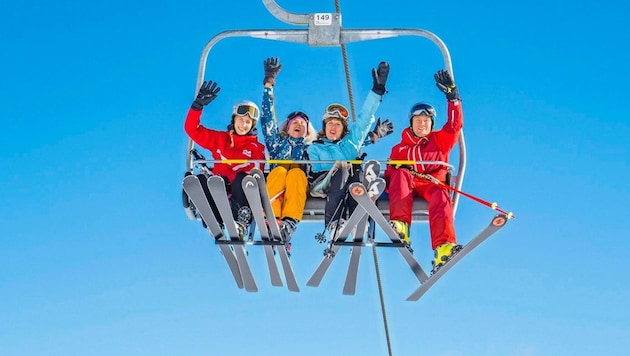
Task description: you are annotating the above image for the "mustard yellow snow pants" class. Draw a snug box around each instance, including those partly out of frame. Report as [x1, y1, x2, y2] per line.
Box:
[266, 166, 307, 221]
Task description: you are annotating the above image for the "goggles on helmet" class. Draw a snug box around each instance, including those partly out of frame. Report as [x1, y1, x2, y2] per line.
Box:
[287, 111, 309, 123]
[233, 104, 260, 121]
[408, 103, 436, 119]
[325, 103, 349, 119]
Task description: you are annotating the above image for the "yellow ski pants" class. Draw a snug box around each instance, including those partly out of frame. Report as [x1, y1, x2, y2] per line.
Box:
[266, 166, 307, 221]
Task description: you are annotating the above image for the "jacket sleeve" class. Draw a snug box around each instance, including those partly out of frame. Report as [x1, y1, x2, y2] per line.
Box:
[260, 86, 282, 157]
[253, 141, 266, 171]
[306, 142, 324, 173]
[384, 142, 402, 179]
[184, 107, 221, 151]
[434, 100, 463, 153]
[343, 90, 380, 154]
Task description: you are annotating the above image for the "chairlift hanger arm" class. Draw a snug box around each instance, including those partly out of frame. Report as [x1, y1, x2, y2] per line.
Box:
[185, 1, 466, 215]
[262, 0, 311, 25]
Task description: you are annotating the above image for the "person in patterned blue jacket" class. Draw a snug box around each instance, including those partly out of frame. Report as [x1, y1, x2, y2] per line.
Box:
[260, 57, 318, 242]
[307, 61, 390, 230]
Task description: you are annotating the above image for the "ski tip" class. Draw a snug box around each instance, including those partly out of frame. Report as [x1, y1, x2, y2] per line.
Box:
[349, 183, 366, 197]
[491, 215, 508, 227]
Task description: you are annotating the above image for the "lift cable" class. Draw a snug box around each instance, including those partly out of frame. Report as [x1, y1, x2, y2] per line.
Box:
[333, 0, 392, 353]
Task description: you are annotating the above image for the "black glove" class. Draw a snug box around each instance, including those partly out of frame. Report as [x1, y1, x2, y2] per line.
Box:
[263, 57, 282, 86]
[191, 81, 221, 110]
[369, 118, 394, 143]
[371, 61, 390, 95]
[434, 69, 460, 101]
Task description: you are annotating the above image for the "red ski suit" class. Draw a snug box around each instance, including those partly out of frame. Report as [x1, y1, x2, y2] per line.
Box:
[384, 100, 463, 249]
[184, 108, 265, 183]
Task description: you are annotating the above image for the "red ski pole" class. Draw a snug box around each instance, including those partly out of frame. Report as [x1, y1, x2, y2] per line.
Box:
[412, 171, 516, 219]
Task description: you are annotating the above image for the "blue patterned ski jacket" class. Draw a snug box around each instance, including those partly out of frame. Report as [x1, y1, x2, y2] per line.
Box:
[260, 87, 315, 168]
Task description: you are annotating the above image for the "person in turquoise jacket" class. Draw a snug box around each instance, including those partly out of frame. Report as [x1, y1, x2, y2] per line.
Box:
[306, 61, 390, 230]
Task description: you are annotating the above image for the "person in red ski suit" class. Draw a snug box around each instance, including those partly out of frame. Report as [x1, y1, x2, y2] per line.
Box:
[184, 80, 265, 238]
[384, 69, 463, 271]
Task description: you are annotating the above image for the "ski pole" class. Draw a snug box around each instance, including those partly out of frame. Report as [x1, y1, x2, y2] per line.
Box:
[411, 171, 515, 219]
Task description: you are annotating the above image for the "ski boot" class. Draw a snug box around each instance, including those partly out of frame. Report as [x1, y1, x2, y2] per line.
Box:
[431, 243, 463, 273]
[279, 217, 298, 257]
[235, 206, 252, 241]
[328, 219, 346, 241]
[390, 220, 413, 253]
[279, 217, 298, 243]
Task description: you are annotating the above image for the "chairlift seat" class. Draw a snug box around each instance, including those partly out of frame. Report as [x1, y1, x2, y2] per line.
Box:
[301, 194, 429, 222]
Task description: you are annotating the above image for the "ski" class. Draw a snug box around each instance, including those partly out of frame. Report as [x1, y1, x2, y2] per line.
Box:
[182, 174, 244, 289]
[349, 182, 430, 284]
[249, 169, 300, 292]
[307, 178, 385, 289]
[343, 160, 381, 295]
[343, 160, 385, 295]
[242, 175, 284, 287]
[207, 175, 258, 292]
[405, 214, 509, 301]
[342, 214, 369, 295]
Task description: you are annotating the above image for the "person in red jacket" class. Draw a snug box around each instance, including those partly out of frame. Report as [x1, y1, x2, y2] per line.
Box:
[384, 69, 463, 272]
[184, 80, 265, 239]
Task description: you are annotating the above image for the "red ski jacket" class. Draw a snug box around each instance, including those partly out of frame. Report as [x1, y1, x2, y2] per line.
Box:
[385, 100, 463, 184]
[184, 108, 265, 183]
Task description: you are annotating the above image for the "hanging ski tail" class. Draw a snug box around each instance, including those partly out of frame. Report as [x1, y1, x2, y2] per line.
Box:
[207, 176, 259, 292]
[182, 174, 244, 289]
[242, 175, 284, 287]
[249, 168, 300, 292]
[307, 177, 385, 289]
[343, 176, 385, 295]
[406, 214, 510, 301]
[349, 182, 430, 284]
[343, 159, 382, 295]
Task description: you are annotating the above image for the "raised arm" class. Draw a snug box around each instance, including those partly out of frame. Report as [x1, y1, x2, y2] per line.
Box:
[345, 61, 390, 151]
[260, 57, 283, 156]
[184, 80, 222, 150]
[433, 70, 463, 151]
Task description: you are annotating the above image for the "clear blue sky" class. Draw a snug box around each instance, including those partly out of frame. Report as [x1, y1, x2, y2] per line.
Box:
[2, 0, 629, 355]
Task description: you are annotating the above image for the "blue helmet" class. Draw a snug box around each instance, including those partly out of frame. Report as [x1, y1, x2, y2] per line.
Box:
[408, 103, 436, 130]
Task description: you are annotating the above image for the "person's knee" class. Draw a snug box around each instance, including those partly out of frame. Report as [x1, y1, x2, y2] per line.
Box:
[270, 166, 288, 177]
[287, 167, 306, 180]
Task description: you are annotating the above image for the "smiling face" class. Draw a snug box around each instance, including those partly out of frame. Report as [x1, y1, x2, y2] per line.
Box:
[324, 118, 344, 141]
[233, 114, 255, 135]
[411, 114, 433, 137]
[287, 116, 308, 139]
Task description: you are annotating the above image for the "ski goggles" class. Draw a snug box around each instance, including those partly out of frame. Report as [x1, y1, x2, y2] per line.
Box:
[287, 111, 309, 123]
[325, 103, 349, 119]
[408, 103, 436, 119]
[233, 104, 260, 121]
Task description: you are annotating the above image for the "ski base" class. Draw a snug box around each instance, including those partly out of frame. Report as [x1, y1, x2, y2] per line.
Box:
[349, 181, 430, 284]
[183, 174, 245, 289]
[307, 176, 385, 290]
[405, 214, 509, 301]
[207, 175, 258, 292]
[248, 169, 300, 292]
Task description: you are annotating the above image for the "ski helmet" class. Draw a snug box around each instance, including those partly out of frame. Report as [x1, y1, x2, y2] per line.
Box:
[408, 103, 436, 130]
